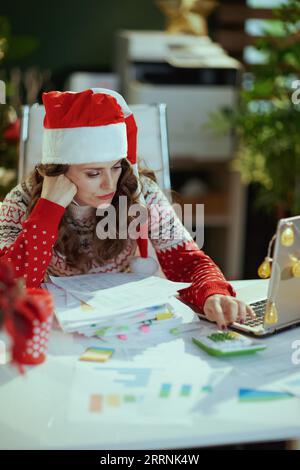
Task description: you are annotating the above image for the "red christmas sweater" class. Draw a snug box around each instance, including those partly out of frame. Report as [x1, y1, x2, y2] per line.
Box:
[0, 176, 235, 310]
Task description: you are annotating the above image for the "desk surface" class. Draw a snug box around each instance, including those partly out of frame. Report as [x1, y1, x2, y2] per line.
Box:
[1, 279, 300, 450]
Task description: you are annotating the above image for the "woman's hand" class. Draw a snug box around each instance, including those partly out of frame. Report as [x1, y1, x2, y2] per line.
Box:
[41, 174, 77, 208]
[203, 294, 256, 330]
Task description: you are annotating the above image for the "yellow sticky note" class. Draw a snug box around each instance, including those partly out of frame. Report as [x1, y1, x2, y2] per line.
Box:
[156, 312, 173, 321]
[79, 347, 114, 363]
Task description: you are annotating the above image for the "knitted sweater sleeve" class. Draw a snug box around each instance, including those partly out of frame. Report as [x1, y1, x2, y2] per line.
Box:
[141, 176, 236, 311]
[0, 184, 65, 288]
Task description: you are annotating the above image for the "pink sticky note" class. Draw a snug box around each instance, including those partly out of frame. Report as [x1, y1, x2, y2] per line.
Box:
[117, 334, 128, 341]
[139, 325, 150, 333]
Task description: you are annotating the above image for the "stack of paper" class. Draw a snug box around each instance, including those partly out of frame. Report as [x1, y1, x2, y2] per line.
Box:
[44, 273, 191, 343]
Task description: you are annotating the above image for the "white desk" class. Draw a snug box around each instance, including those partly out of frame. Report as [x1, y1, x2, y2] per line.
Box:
[1, 280, 300, 450]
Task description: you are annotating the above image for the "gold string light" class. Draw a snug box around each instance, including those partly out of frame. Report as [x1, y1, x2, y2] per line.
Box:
[264, 301, 279, 326]
[258, 220, 299, 327]
[289, 254, 300, 278]
[280, 222, 295, 247]
[258, 234, 276, 279]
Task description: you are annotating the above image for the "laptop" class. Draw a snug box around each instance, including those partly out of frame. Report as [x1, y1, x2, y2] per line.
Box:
[198, 215, 300, 337]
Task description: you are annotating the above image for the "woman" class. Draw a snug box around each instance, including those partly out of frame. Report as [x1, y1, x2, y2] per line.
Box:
[0, 88, 255, 329]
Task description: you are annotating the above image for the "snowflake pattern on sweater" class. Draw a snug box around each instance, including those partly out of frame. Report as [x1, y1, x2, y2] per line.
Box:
[0, 176, 235, 310]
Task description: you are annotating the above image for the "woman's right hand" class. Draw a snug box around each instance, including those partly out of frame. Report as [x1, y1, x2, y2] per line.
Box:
[41, 174, 77, 208]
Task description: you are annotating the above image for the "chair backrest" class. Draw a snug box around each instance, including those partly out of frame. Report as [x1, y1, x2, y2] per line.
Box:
[18, 103, 171, 191]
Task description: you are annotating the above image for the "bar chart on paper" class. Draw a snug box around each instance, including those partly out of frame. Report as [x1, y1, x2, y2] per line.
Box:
[69, 365, 153, 423]
[68, 361, 216, 425]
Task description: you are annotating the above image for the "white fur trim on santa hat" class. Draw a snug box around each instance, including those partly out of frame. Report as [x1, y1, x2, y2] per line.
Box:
[42, 122, 127, 164]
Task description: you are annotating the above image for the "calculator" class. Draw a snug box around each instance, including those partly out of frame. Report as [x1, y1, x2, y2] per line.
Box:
[192, 331, 267, 357]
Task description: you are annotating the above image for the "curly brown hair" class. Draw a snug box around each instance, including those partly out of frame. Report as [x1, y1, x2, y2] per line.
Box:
[24, 159, 155, 273]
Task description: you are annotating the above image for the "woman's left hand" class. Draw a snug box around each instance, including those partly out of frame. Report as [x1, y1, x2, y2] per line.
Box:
[203, 294, 256, 330]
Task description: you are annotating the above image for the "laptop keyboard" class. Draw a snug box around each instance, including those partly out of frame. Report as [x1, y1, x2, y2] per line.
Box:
[239, 299, 267, 327]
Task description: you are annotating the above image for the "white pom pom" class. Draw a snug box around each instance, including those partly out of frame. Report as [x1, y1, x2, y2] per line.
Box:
[129, 256, 159, 276]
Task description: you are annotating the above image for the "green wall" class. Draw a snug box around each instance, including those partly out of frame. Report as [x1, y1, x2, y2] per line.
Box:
[2, 0, 164, 71]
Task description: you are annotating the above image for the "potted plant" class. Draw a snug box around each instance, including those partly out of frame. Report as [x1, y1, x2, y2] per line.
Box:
[206, 0, 300, 217]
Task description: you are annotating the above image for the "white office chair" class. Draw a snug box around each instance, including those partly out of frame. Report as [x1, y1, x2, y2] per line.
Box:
[18, 103, 171, 191]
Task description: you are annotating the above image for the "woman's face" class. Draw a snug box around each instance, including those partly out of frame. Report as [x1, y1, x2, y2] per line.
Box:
[66, 159, 123, 208]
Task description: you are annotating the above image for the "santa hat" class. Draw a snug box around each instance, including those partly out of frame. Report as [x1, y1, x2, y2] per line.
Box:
[42, 88, 158, 275]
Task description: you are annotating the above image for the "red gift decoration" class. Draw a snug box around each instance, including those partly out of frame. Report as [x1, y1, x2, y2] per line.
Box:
[0, 260, 54, 370]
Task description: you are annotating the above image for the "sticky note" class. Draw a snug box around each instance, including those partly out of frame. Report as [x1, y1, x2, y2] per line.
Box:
[170, 327, 180, 335]
[156, 312, 173, 321]
[79, 347, 114, 363]
[95, 326, 111, 336]
[119, 325, 129, 332]
[117, 334, 128, 341]
[139, 325, 150, 333]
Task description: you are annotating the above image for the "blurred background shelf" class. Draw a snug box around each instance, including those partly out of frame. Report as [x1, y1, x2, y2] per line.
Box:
[171, 164, 246, 278]
[116, 30, 247, 280]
